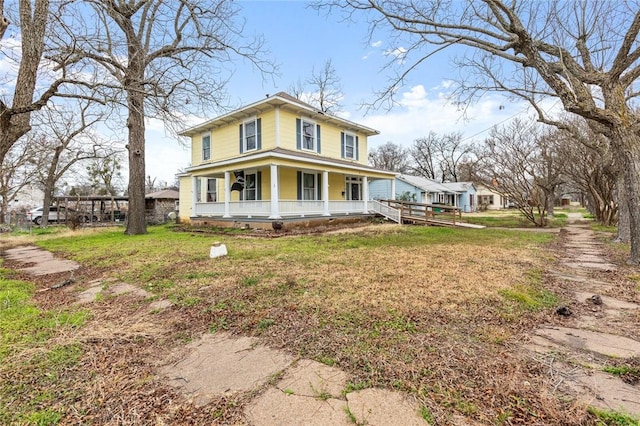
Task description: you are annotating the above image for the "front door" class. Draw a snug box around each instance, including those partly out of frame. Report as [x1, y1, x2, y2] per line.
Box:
[345, 176, 362, 201]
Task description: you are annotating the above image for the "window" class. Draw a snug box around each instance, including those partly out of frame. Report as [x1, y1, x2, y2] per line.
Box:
[302, 173, 316, 200]
[302, 120, 315, 151]
[243, 172, 257, 201]
[479, 195, 494, 205]
[296, 118, 321, 153]
[245, 120, 256, 151]
[202, 133, 211, 160]
[341, 131, 358, 160]
[206, 178, 217, 202]
[240, 118, 261, 153]
[196, 178, 202, 202]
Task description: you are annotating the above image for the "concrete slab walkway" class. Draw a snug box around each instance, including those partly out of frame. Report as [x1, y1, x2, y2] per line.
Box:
[527, 213, 640, 417]
[160, 332, 427, 425]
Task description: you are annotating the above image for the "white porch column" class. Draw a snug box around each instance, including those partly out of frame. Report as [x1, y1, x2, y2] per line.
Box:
[223, 171, 232, 218]
[269, 164, 281, 219]
[362, 176, 369, 214]
[390, 177, 396, 200]
[191, 176, 197, 216]
[322, 170, 330, 216]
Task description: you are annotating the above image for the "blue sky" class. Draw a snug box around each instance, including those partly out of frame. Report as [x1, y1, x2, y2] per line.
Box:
[147, 0, 538, 185]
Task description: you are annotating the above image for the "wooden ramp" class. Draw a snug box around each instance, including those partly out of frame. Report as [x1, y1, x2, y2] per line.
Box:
[378, 200, 486, 229]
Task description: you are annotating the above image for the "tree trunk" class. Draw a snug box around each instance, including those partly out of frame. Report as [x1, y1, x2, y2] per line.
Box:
[0, 0, 50, 167]
[615, 173, 630, 243]
[40, 145, 62, 227]
[125, 85, 146, 235]
[610, 127, 640, 264]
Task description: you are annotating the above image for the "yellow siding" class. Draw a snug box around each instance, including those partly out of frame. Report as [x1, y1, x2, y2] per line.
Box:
[190, 110, 278, 166]
[178, 176, 192, 222]
[260, 110, 276, 150]
[279, 168, 298, 200]
[279, 110, 297, 150]
[277, 109, 368, 165]
[211, 123, 240, 162]
[329, 173, 346, 199]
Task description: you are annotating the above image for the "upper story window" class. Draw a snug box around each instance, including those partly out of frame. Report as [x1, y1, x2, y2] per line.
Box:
[296, 118, 321, 153]
[341, 131, 358, 160]
[202, 133, 211, 161]
[239, 118, 261, 153]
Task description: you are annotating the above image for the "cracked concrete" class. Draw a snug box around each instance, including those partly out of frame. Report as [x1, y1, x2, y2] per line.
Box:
[528, 213, 640, 418]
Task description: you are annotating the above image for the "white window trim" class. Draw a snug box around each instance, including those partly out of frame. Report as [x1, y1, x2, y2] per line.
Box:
[202, 132, 211, 161]
[301, 118, 317, 152]
[344, 131, 356, 159]
[243, 117, 258, 152]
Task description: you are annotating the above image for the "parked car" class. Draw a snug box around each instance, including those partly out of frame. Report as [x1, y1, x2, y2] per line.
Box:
[27, 206, 97, 226]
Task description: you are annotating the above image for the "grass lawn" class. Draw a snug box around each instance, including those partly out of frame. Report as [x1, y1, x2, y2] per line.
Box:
[462, 208, 571, 228]
[0, 222, 608, 424]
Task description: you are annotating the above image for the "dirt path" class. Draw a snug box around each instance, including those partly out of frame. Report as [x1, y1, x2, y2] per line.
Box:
[527, 213, 640, 417]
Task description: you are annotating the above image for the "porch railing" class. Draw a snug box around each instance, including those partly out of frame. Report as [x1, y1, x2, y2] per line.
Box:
[193, 199, 370, 218]
[370, 200, 401, 223]
[278, 200, 324, 216]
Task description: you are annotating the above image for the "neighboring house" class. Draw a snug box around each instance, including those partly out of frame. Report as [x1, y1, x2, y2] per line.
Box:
[369, 175, 477, 212]
[475, 183, 510, 210]
[177, 92, 396, 225]
[145, 189, 179, 223]
[440, 181, 477, 213]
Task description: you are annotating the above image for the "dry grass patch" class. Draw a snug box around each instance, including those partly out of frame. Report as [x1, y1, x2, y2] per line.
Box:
[3, 224, 598, 425]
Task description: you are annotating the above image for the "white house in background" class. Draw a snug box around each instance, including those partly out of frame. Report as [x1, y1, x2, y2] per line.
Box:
[475, 183, 510, 210]
[369, 174, 477, 213]
[5, 184, 44, 212]
[440, 181, 477, 213]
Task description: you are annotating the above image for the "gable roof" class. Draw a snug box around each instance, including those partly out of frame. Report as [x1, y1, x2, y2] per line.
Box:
[179, 92, 379, 137]
[440, 181, 476, 192]
[397, 174, 458, 194]
[145, 189, 179, 199]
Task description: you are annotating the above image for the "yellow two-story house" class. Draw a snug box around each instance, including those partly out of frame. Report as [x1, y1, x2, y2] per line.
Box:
[178, 92, 397, 226]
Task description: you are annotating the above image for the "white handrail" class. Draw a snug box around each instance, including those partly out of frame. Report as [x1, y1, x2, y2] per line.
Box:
[371, 200, 402, 224]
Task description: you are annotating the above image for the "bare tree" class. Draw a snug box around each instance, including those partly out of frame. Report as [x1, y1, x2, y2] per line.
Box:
[57, 0, 275, 235]
[306, 59, 343, 115]
[553, 121, 618, 226]
[86, 153, 125, 196]
[437, 132, 475, 182]
[0, 1, 73, 170]
[0, 135, 41, 223]
[479, 118, 558, 227]
[410, 131, 475, 182]
[318, 0, 640, 263]
[31, 103, 113, 226]
[409, 133, 439, 180]
[288, 59, 343, 114]
[534, 129, 564, 217]
[368, 141, 409, 172]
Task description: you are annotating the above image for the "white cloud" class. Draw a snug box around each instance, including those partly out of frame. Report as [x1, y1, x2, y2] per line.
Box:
[371, 40, 383, 48]
[360, 83, 533, 149]
[383, 46, 407, 64]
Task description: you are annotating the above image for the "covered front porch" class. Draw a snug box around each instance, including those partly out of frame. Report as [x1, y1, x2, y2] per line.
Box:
[186, 160, 397, 221]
